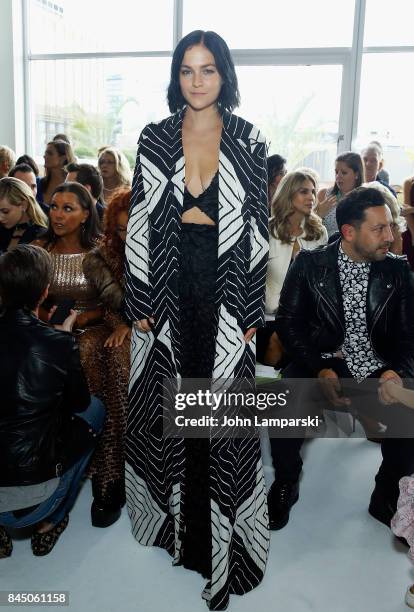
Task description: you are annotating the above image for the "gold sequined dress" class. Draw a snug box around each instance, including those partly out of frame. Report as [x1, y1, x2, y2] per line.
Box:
[48, 251, 129, 505]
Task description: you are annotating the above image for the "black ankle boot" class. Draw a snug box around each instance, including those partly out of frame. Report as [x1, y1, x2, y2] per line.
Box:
[91, 479, 125, 528]
[267, 479, 299, 530]
[368, 484, 397, 528]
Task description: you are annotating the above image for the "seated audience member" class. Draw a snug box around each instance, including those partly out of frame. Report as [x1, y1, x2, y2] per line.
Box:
[9, 163, 38, 197]
[388, 386, 414, 609]
[35, 183, 126, 527]
[15, 155, 42, 199]
[369, 140, 390, 184]
[269, 187, 414, 532]
[66, 162, 105, 221]
[267, 154, 287, 205]
[361, 143, 396, 196]
[404, 176, 414, 208]
[0, 245, 105, 557]
[0, 177, 47, 254]
[256, 170, 327, 366]
[16, 154, 40, 177]
[97, 147, 131, 205]
[316, 152, 364, 237]
[0, 146, 16, 179]
[82, 190, 132, 525]
[53, 133, 71, 144]
[363, 180, 405, 255]
[38, 140, 76, 206]
[402, 175, 414, 269]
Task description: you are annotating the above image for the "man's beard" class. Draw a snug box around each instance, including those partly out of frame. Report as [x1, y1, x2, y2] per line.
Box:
[353, 240, 391, 262]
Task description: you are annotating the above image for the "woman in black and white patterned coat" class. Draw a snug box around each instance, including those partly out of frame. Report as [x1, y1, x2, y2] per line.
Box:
[124, 30, 269, 610]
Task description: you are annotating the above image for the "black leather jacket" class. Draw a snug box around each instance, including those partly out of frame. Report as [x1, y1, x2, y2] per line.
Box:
[0, 309, 93, 486]
[275, 240, 414, 378]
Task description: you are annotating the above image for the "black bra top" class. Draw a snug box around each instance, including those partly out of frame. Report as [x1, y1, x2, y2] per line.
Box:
[183, 172, 219, 225]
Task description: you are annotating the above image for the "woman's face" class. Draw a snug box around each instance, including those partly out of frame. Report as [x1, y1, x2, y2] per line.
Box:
[291, 179, 316, 216]
[0, 198, 27, 229]
[335, 161, 358, 194]
[268, 166, 287, 203]
[98, 153, 117, 181]
[49, 192, 89, 238]
[116, 210, 128, 243]
[179, 44, 223, 111]
[44, 144, 66, 170]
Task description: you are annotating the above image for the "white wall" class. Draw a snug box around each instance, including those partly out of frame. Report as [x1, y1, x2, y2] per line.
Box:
[0, 0, 26, 155]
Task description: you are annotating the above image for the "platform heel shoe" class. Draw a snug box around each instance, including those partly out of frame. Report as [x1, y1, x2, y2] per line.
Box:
[91, 478, 125, 528]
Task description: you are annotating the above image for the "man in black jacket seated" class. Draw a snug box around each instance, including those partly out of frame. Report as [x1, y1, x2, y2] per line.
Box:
[0, 245, 105, 557]
[269, 187, 414, 531]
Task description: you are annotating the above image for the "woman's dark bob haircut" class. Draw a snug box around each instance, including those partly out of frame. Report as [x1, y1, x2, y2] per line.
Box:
[167, 30, 240, 115]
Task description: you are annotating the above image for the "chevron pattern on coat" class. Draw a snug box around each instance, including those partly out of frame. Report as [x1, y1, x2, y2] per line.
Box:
[125, 109, 270, 610]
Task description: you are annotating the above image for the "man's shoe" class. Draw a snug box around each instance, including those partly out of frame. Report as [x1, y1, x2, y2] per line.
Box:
[267, 480, 299, 530]
[0, 526, 12, 558]
[368, 485, 396, 528]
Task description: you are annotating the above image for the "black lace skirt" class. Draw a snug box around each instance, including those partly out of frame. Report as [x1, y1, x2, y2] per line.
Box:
[178, 223, 218, 579]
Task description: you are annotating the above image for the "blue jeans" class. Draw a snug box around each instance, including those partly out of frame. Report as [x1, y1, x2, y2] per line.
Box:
[0, 396, 105, 529]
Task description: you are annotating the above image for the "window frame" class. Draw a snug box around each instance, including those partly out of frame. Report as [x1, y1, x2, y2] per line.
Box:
[21, 0, 414, 162]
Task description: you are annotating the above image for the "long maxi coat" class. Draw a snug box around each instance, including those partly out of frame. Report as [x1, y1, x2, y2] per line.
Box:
[124, 108, 270, 611]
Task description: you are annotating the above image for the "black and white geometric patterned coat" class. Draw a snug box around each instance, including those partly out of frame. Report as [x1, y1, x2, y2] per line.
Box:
[124, 108, 270, 610]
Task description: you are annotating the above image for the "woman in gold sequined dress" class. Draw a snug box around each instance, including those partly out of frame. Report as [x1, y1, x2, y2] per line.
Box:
[34, 182, 130, 527]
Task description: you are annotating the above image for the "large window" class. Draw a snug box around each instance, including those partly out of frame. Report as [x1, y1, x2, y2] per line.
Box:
[364, 0, 414, 47]
[30, 57, 170, 162]
[359, 0, 414, 184]
[183, 0, 355, 49]
[28, 0, 174, 54]
[24, 0, 414, 186]
[357, 53, 414, 184]
[238, 65, 343, 181]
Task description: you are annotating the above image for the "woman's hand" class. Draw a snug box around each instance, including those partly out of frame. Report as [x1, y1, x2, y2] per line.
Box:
[45, 305, 58, 324]
[244, 327, 257, 343]
[75, 312, 87, 329]
[104, 323, 131, 348]
[133, 317, 155, 333]
[53, 309, 78, 333]
[74, 308, 103, 329]
[315, 194, 336, 219]
[378, 370, 402, 405]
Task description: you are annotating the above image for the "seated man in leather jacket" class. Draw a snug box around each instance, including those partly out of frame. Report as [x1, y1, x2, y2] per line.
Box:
[267, 187, 414, 531]
[0, 245, 105, 557]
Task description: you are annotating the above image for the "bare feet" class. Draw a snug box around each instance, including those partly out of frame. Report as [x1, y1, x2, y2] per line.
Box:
[35, 521, 54, 534]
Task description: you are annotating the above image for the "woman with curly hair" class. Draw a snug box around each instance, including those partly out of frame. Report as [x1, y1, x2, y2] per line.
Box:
[257, 169, 328, 366]
[97, 147, 132, 205]
[81, 189, 131, 525]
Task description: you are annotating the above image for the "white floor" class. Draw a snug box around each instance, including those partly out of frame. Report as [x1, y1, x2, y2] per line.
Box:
[1, 435, 412, 612]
